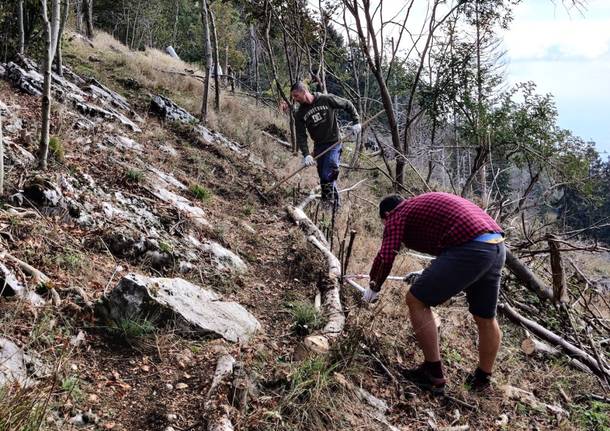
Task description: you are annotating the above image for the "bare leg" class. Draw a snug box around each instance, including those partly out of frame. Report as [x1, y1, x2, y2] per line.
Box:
[473, 315, 502, 373]
[406, 292, 440, 362]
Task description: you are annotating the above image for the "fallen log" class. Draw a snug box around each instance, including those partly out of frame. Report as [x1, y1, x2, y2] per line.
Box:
[261, 130, 291, 149]
[505, 249, 554, 301]
[204, 354, 236, 431]
[499, 303, 608, 379]
[521, 335, 592, 374]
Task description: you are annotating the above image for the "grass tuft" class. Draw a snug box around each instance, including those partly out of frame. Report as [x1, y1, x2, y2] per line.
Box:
[49, 136, 65, 162]
[190, 183, 212, 201]
[289, 301, 324, 336]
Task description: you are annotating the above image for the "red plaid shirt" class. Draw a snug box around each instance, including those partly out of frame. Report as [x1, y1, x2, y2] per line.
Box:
[369, 192, 503, 291]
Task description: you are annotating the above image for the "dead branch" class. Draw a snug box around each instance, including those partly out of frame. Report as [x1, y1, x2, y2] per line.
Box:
[505, 249, 554, 301]
[204, 354, 236, 431]
[499, 303, 609, 381]
[0, 252, 50, 284]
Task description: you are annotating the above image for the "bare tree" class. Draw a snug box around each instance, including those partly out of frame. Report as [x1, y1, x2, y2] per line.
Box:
[83, 0, 94, 39]
[208, 4, 221, 112]
[39, 0, 62, 170]
[200, 0, 212, 122]
[0, 106, 4, 195]
[55, 0, 71, 77]
[75, 0, 83, 32]
[18, 0, 25, 55]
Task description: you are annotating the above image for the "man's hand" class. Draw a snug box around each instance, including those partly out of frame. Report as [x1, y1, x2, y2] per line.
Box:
[404, 270, 423, 284]
[362, 287, 379, 303]
[302, 155, 316, 167]
[344, 123, 362, 141]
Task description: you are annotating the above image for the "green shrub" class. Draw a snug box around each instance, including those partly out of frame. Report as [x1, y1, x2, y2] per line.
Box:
[125, 169, 144, 183]
[49, 136, 65, 162]
[289, 301, 324, 335]
[191, 184, 212, 201]
[106, 315, 157, 346]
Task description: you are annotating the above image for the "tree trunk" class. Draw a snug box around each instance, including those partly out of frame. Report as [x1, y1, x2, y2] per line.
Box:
[504, 249, 554, 301]
[55, 0, 70, 77]
[200, 0, 212, 122]
[249, 25, 259, 105]
[171, 0, 179, 47]
[0, 107, 4, 195]
[39, 0, 61, 171]
[548, 235, 568, 303]
[83, 0, 94, 39]
[208, 6, 220, 112]
[18, 0, 25, 55]
[75, 0, 83, 33]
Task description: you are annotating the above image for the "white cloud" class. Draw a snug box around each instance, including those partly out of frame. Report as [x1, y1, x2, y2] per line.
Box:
[503, 2, 610, 61]
[502, 1, 610, 155]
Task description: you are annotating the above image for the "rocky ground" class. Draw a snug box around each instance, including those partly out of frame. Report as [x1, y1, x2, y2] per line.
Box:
[0, 33, 608, 431]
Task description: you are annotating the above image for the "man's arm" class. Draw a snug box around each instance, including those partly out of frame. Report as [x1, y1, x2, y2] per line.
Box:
[326, 94, 360, 124]
[295, 113, 309, 156]
[368, 215, 406, 291]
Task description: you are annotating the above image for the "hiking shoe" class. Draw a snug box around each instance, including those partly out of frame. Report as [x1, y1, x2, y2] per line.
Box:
[401, 363, 446, 395]
[465, 368, 492, 392]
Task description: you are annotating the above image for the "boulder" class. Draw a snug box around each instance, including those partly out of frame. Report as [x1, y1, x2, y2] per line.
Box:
[0, 337, 38, 387]
[106, 274, 260, 343]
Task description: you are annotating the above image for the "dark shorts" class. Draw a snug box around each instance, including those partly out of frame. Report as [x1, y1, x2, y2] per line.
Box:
[410, 241, 506, 318]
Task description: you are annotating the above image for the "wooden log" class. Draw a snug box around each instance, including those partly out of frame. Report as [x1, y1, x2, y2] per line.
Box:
[261, 130, 291, 149]
[548, 235, 568, 303]
[499, 303, 608, 379]
[521, 336, 560, 356]
[505, 249, 554, 301]
[205, 354, 236, 431]
[286, 205, 328, 247]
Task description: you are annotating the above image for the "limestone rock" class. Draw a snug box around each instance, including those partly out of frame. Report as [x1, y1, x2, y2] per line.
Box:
[106, 274, 260, 343]
[0, 337, 40, 387]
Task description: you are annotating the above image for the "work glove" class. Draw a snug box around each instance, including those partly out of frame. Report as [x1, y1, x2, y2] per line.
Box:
[302, 154, 316, 167]
[404, 270, 423, 284]
[362, 287, 379, 303]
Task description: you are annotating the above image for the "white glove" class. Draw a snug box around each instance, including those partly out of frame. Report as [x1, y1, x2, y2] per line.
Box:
[302, 155, 316, 167]
[350, 123, 362, 135]
[404, 270, 423, 284]
[362, 287, 379, 303]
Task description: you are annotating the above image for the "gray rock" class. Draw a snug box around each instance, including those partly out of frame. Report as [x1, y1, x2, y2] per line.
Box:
[106, 274, 260, 343]
[0, 337, 39, 387]
[0, 263, 44, 306]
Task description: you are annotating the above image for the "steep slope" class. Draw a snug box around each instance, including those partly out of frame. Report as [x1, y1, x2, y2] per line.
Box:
[0, 32, 607, 431]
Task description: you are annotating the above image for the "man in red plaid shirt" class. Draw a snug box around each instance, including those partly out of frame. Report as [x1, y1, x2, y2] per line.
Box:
[363, 192, 506, 394]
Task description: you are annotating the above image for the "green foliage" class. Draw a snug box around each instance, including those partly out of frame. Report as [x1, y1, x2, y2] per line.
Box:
[572, 401, 610, 430]
[158, 241, 173, 254]
[49, 136, 65, 162]
[191, 183, 212, 201]
[106, 315, 157, 345]
[288, 301, 324, 335]
[0, 385, 48, 431]
[61, 375, 83, 401]
[125, 169, 144, 183]
[56, 251, 85, 271]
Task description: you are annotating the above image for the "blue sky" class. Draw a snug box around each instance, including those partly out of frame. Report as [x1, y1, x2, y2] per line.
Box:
[502, 1, 610, 158]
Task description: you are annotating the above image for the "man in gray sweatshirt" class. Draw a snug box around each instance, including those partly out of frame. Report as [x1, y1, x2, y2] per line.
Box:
[291, 81, 361, 207]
